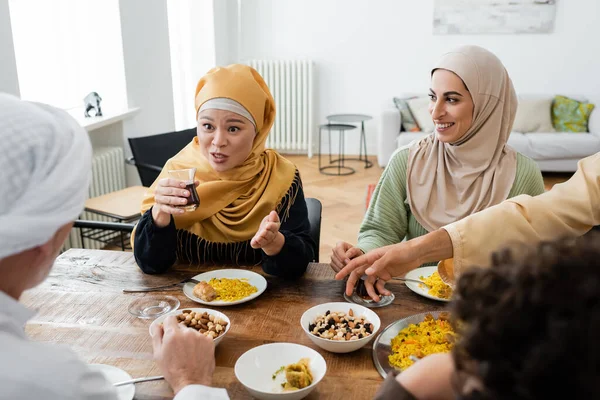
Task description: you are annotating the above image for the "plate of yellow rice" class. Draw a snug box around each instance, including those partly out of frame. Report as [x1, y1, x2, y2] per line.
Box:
[183, 269, 267, 306]
[372, 311, 456, 378]
[404, 266, 453, 302]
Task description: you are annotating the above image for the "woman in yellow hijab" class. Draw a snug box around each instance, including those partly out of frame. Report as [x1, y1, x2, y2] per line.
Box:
[133, 64, 315, 278]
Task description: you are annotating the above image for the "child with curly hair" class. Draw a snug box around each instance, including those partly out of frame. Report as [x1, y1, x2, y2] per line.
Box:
[375, 233, 600, 399]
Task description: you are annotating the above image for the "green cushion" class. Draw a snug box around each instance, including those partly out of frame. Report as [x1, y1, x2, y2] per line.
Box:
[552, 95, 595, 133]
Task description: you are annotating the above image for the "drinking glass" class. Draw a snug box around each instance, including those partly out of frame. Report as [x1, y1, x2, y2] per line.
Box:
[343, 275, 395, 308]
[168, 168, 200, 211]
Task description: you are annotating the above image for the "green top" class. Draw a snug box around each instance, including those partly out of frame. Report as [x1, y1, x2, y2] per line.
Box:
[357, 148, 546, 253]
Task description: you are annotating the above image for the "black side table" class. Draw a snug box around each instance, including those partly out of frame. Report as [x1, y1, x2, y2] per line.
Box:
[318, 123, 357, 175]
[326, 114, 373, 168]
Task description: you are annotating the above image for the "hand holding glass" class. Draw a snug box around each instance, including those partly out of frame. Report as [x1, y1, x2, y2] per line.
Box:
[167, 168, 200, 212]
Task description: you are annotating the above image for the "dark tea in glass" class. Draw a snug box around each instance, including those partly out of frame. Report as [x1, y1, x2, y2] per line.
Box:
[356, 276, 380, 300]
[168, 168, 200, 212]
[343, 274, 394, 308]
[183, 182, 200, 211]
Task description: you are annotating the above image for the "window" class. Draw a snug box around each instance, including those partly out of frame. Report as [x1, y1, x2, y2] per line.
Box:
[167, 0, 216, 130]
[9, 0, 127, 111]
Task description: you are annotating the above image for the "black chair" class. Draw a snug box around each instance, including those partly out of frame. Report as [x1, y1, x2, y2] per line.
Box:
[128, 128, 197, 187]
[73, 220, 135, 251]
[306, 198, 322, 262]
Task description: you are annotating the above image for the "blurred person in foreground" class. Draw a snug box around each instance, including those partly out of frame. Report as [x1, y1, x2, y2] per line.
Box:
[375, 234, 600, 399]
[0, 93, 226, 400]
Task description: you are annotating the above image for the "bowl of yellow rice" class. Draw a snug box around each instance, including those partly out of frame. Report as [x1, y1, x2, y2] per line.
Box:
[182, 269, 267, 306]
[372, 311, 456, 378]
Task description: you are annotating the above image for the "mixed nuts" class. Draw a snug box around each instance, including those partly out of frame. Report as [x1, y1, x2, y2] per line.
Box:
[308, 309, 374, 341]
[175, 309, 228, 339]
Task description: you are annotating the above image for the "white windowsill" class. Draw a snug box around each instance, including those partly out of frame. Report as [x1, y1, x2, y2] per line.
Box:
[67, 107, 140, 132]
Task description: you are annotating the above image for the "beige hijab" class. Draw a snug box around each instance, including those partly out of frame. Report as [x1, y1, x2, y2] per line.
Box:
[406, 45, 518, 232]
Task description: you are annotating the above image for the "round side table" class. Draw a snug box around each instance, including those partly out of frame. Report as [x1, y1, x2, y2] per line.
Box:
[326, 114, 373, 169]
[318, 123, 357, 176]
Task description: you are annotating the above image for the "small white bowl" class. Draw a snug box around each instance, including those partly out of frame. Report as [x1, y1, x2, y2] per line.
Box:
[235, 342, 326, 400]
[300, 302, 381, 353]
[149, 307, 231, 347]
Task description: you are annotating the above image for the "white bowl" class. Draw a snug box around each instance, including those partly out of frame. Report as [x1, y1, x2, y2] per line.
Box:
[149, 307, 231, 347]
[234, 343, 326, 400]
[300, 302, 381, 353]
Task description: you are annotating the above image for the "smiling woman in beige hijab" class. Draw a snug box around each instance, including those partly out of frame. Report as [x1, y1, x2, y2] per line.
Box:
[407, 45, 520, 231]
[330, 45, 546, 285]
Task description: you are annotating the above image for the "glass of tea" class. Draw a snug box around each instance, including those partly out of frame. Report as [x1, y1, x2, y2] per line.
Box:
[343, 274, 395, 308]
[168, 168, 200, 211]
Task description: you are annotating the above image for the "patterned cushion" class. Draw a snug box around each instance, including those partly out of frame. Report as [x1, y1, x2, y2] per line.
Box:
[552, 95, 595, 133]
[513, 97, 555, 133]
[407, 97, 434, 133]
[393, 97, 420, 132]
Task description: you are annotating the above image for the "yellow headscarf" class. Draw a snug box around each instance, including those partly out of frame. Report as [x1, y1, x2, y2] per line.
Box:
[139, 64, 298, 244]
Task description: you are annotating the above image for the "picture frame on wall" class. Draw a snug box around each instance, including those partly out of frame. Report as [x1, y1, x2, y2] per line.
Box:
[433, 0, 557, 35]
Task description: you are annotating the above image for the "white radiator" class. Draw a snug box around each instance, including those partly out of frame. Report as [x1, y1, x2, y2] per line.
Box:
[63, 146, 127, 250]
[247, 60, 315, 156]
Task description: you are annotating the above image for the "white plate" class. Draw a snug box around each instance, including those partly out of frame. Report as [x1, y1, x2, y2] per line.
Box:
[149, 307, 231, 347]
[88, 364, 135, 400]
[404, 266, 451, 302]
[234, 342, 327, 400]
[182, 269, 267, 306]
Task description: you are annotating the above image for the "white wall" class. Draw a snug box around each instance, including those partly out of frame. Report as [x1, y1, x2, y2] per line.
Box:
[117, 0, 176, 185]
[235, 0, 600, 155]
[213, 0, 239, 66]
[1, 0, 177, 187]
[168, 0, 217, 130]
[0, 0, 19, 96]
[87, 0, 178, 187]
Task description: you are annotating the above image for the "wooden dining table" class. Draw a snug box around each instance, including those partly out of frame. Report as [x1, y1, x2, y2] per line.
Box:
[21, 249, 446, 399]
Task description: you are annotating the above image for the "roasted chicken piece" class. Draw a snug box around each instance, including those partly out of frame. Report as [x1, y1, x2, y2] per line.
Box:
[193, 281, 217, 302]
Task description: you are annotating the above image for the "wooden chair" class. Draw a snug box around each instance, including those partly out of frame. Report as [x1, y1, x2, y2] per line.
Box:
[77, 186, 147, 250]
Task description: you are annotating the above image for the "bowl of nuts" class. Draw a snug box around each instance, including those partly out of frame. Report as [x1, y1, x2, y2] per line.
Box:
[149, 307, 231, 346]
[300, 302, 381, 353]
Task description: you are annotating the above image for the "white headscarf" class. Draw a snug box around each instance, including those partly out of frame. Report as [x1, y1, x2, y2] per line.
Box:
[198, 97, 257, 128]
[0, 93, 92, 259]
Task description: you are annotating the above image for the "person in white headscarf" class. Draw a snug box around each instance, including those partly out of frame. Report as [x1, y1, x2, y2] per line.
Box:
[0, 93, 227, 400]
